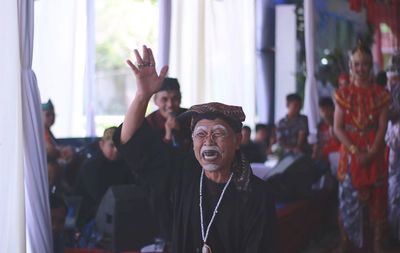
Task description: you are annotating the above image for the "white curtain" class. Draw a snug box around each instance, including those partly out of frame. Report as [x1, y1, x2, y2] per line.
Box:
[0, 1, 26, 252]
[158, 0, 172, 70]
[255, 0, 275, 124]
[169, 0, 256, 125]
[303, 0, 319, 144]
[0, 0, 52, 252]
[33, 0, 88, 137]
[20, 0, 53, 252]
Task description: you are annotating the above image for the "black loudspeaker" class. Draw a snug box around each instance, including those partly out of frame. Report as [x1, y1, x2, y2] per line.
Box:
[95, 185, 158, 253]
[264, 154, 317, 202]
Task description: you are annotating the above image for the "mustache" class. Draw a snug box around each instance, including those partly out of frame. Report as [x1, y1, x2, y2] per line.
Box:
[200, 145, 222, 155]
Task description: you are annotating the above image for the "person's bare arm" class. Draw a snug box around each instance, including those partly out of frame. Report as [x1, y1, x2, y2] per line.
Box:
[333, 105, 353, 149]
[120, 46, 168, 144]
[295, 131, 306, 153]
[369, 106, 388, 156]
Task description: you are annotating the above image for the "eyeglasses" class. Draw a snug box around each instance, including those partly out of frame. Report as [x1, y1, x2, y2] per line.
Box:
[192, 129, 229, 143]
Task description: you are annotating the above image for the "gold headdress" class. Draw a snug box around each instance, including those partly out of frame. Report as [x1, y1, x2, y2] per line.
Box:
[352, 39, 372, 56]
[352, 39, 372, 57]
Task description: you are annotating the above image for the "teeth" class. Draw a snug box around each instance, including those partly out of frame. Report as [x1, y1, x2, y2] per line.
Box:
[202, 150, 219, 160]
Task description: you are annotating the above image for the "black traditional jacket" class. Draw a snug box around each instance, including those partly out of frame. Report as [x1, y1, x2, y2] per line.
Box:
[114, 121, 277, 253]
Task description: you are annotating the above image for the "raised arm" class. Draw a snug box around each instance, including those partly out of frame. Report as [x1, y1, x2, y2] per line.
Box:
[120, 45, 168, 144]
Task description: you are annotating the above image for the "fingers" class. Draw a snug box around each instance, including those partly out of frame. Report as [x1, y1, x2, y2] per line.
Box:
[126, 59, 139, 75]
[129, 46, 164, 76]
[148, 48, 155, 65]
[134, 46, 155, 68]
[142, 45, 150, 64]
[134, 49, 144, 65]
[159, 65, 169, 79]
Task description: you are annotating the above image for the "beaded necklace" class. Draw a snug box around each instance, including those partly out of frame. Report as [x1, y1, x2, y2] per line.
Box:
[199, 169, 233, 253]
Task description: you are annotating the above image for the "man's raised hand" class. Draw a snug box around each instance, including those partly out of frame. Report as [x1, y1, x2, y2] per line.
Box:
[126, 45, 168, 98]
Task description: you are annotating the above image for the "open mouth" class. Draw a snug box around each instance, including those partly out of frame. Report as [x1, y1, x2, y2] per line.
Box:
[201, 150, 220, 161]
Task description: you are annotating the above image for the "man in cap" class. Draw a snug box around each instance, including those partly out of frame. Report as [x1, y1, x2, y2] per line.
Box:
[146, 77, 191, 149]
[113, 46, 277, 253]
[126, 78, 189, 241]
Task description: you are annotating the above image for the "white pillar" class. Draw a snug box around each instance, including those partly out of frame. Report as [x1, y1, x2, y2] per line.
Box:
[303, 0, 319, 144]
[158, 0, 171, 71]
[275, 4, 297, 122]
[86, 0, 96, 136]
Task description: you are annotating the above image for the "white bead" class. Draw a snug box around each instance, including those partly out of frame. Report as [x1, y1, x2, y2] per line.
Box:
[199, 170, 233, 246]
[202, 244, 212, 253]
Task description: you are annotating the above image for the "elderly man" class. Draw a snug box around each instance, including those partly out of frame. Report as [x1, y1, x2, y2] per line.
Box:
[114, 46, 277, 253]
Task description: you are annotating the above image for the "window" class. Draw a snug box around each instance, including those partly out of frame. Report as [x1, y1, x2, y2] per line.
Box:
[34, 0, 159, 137]
[94, 0, 159, 134]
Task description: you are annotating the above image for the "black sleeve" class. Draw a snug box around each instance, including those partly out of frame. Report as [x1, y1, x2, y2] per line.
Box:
[260, 189, 278, 253]
[113, 121, 173, 176]
[242, 180, 278, 253]
[74, 159, 100, 201]
[113, 121, 181, 240]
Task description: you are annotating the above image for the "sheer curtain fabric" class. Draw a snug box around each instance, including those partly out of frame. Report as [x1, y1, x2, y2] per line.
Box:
[169, 0, 256, 125]
[0, 0, 53, 252]
[0, 1, 26, 252]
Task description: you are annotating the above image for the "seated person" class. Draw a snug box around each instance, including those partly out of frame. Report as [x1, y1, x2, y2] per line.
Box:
[50, 194, 68, 253]
[241, 125, 252, 145]
[240, 126, 265, 163]
[255, 123, 268, 142]
[276, 93, 309, 155]
[255, 123, 276, 157]
[41, 99, 75, 164]
[146, 77, 191, 149]
[48, 157, 64, 195]
[254, 123, 269, 156]
[312, 97, 340, 177]
[313, 97, 340, 160]
[74, 127, 134, 227]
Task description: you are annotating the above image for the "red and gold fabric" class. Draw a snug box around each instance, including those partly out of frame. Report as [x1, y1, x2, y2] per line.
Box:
[335, 84, 390, 190]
